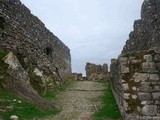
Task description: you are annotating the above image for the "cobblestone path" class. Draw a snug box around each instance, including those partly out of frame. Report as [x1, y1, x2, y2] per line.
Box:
[40, 81, 105, 120]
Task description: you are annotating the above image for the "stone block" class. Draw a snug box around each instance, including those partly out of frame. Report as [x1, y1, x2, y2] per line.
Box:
[125, 114, 139, 120]
[129, 56, 136, 60]
[149, 74, 159, 81]
[121, 66, 129, 74]
[142, 62, 157, 73]
[133, 73, 149, 82]
[142, 105, 157, 116]
[122, 83, 129, 90]
[124, 93, 130, 99]
[123, 100, 128, 110]
[138, 82, 150, 92]
[154, 54, 160, 62]
[140, 116, 153, 120]
[153, 116, 160, 120]
[131, 59, 142, 64]
[119, 57, 128, 65]
[132, 95, 137, 99]
[132, 86, 137, 90]
[152, 92, 160, 100]
[155, 101, 160, 105]
[141, 101, 154, 105]
[156, 62, 160, 71]
[143, 54, 153, 62]
[139, 82, 160, 92]
[138, 92, 152, 101]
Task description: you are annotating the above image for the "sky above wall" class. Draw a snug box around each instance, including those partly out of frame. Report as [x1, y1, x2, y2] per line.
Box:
[21, 0, 144, 76]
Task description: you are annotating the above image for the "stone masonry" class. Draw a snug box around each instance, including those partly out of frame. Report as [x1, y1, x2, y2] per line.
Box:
[110, 51, 160, 120]
[122, 0, 160, 54]
[0, 0, 71, 110]
[110, 0, 160, 119]
[72, 73, 83, 81]
[85, 62, 109, 80]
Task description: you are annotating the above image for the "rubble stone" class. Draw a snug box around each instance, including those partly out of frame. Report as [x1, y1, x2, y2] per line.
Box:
[142, 105, 157, 116]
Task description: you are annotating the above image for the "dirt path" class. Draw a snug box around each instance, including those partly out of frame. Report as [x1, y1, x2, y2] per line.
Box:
[40, 81, 105, 120]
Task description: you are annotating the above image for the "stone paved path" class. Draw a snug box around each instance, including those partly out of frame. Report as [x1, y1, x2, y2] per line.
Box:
[39, 81, 105, 120]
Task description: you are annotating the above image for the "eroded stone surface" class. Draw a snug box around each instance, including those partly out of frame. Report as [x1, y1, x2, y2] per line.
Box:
[110, 51, 160, 120]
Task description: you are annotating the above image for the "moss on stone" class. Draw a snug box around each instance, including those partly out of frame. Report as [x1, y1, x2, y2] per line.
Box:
[0, 50, 8, 61]
[126, 97, 143, 114]
[0, 50, 9, 89]
[121, 51, 148, 114]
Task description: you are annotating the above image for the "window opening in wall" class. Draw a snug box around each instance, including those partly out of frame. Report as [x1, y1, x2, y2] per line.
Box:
[0, 17, 5, 30]
[45, 47, 52, 56]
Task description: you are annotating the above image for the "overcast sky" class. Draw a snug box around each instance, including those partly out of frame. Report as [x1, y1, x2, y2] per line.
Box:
[20, 0, 144, 76]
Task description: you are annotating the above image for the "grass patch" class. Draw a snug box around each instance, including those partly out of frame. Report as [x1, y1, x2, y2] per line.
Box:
[43, 92, 56, 101]
[0, 50, 8, 64]
[0, 80, 73, 120]
[94, 82, 121, 120]
[58, 80, 74, 92]
[0, 89, 58, 120]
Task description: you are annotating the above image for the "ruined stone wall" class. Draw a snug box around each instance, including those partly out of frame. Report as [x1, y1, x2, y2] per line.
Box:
[110, 51, 160, 120]
[85, 62, 109, 80]
[110, 0, 160, 119]
[122, 0, 160, 54]
[0, 0, 71, 78]
[0, 0, 71, 110]
[72, 73, 83, 81]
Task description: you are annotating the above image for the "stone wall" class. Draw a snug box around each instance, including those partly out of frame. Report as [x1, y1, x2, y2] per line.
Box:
[72, 73, 83, 81]
[110, 51, 160, 120]
[0, 0, 71, 110]
[122, 0, 160, 54]
[85, 62, 109, 80]
[0, 0, 71, 89]
[0, 0, 71, 77]
[110, 0, 160, 119]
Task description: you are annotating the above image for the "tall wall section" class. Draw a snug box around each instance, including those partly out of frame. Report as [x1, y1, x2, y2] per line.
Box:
[0, 0, 71, 77]
[122, 0, 160, 54]
[110, 0, 160, 119]
[110, 51, 160, 119]
[0, 0, 71, 110]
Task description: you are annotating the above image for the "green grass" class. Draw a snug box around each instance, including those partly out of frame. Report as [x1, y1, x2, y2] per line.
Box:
[43, 91, 56, 101]
[0, 50, 8, 64]
[0, 80, 73, 120]
[94, 82, 121, 120]
[0, 89, 58, 120]
[43, 81, 73, 100]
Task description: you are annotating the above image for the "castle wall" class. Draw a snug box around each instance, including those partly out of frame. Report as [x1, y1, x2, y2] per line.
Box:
[0, 0, 71, 78]
[110, 51, 160, 120]
[0, 0, 72, 109]
[85, 62, 109, 80]
[111, 0, 160, 119]
[122, 0, 160, 54]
